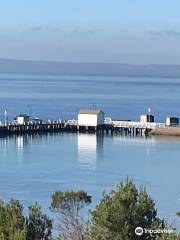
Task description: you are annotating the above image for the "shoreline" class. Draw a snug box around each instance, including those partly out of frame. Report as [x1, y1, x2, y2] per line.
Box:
[151, 126, 180, 136]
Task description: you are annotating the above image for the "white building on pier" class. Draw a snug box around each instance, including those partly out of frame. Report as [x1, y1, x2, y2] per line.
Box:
[78, 109, 104, 127]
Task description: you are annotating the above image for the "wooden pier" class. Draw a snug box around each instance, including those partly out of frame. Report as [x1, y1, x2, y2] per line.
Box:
[0, 120, 162, 137]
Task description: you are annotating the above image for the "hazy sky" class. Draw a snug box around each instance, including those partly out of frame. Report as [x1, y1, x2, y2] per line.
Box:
[0, 0, 180, 64]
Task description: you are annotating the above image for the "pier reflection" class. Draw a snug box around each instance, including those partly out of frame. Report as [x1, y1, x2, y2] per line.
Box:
[14, 135, 29, 167]
[77, 133, 104, 170]
[16, 136, 24, 165]
[16, 136, 25, 152]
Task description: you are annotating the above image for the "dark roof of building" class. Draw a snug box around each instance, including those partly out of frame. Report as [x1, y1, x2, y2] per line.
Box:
[78, 109, 104, 115]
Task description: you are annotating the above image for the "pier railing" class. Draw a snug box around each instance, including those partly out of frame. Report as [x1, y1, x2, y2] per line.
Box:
[111, 120, 165, 129]
[0, 119, 165, 129]
[0, 118, 167, 137]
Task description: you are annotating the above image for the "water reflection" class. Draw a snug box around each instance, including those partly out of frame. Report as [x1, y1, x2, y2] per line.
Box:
[0, 134, 48, 166]
[0, 137, 8, 157]
[77, 133, 104, 170]
[0, 132, 180, 227]
[111, 135, 157, 158]
[16, 136, 24, 166]
[16, 136, 24, 151]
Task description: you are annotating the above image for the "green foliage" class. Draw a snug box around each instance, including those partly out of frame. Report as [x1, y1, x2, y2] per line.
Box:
[0, 183, 179, 240]
[51, 190, 92, 216]
[26, 203, 53, 240]
[88, 178, 162, 240]
[0, 199, 26, 240]
[51, 190, 92, 240]
[155, 233, 180, 240]
[0, 199, 52, 240]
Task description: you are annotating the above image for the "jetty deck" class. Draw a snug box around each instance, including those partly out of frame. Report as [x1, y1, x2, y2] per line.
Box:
[0, 120, 167, 137]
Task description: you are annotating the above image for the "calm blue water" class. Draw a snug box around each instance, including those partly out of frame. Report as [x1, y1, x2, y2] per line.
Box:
[0, 74, 180, 227]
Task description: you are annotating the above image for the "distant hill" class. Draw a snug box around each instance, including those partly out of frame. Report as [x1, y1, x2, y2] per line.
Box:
[0, 58, 180, 78]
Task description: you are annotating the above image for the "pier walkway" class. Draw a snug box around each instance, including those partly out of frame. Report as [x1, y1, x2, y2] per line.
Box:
[111, 120, 164, 129]
[0, 119, 165, 137]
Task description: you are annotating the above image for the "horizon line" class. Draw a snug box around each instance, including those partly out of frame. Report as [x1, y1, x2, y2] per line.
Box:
[0, 57, 180, 67]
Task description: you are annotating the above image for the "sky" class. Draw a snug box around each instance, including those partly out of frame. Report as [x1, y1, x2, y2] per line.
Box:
[0, 0, 180, 64]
